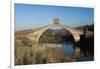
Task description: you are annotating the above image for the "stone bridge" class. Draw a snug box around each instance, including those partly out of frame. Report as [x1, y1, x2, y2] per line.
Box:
[24, 19, 93, 58]
[26, 19, 84, 45]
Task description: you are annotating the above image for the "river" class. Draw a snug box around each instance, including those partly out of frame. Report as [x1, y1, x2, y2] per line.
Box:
[44, 42, 74, 56]
[44, 42, 94, 61]
[56, 42, 74, 56]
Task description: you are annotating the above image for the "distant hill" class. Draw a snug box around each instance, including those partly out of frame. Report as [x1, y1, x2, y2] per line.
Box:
[76, 24, 94, 32]
[15, 29, 36, 36]
[15, 24, 52, 36]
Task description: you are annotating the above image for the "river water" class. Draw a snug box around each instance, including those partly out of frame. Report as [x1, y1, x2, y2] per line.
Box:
[46, 42, 74, 56]
[41, 41, 94, 61]
[56, 42, 74, 56]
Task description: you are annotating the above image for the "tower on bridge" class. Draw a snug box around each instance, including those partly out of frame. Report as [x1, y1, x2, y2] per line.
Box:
[53, 18, 59, 25]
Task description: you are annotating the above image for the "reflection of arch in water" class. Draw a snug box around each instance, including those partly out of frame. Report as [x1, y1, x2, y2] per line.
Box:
[36, 24, 81, 46]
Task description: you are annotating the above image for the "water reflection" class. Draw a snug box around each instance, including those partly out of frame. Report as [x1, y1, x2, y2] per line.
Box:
[56, 42, 74, 56]
[45, 42, 74, 56]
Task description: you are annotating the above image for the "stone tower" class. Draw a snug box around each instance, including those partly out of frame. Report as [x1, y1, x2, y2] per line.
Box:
[53, 18, 59, 24]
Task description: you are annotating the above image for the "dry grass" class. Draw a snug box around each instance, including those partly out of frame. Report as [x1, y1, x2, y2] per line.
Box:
[15, 38, 72, 65]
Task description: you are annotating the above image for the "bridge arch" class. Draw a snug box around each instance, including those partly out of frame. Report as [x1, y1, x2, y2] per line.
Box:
[26, 22, 84, 57]
[36, 24, 81, 45]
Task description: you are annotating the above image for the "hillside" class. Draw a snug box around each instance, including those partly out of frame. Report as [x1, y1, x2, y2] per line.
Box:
[76, 24, 94, 32]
